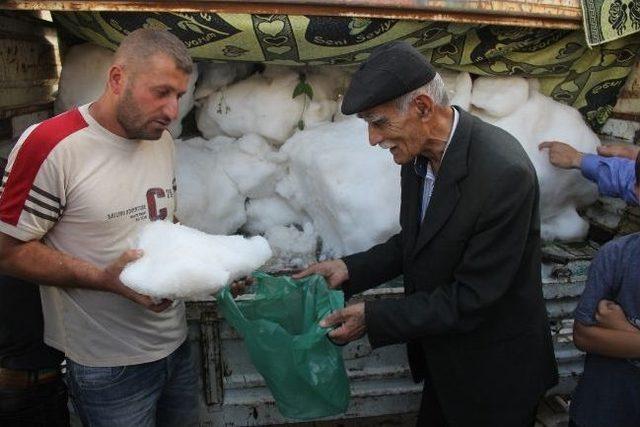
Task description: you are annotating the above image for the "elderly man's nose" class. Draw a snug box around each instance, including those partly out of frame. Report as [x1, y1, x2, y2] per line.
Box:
[368, 127, 383, 146]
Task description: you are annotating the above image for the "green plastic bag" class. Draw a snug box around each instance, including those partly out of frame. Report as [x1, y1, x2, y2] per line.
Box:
[217, 272, 350, 420]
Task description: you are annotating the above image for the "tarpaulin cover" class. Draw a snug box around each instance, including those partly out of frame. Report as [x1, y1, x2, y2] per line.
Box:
[54, 11, 640, 129]
[581, 0, 640, 46]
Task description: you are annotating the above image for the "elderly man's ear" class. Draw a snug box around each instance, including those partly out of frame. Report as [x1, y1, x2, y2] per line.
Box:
[413, 94, 433, 119]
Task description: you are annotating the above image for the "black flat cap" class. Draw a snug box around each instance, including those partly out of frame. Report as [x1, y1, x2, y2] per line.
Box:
[341, 41, 435, 115]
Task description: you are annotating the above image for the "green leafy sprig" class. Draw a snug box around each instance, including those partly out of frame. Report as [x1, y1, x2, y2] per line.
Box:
[292, 73, 314, 130]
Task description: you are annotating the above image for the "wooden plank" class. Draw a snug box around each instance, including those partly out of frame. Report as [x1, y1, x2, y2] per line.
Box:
[0, 1, 583, 29]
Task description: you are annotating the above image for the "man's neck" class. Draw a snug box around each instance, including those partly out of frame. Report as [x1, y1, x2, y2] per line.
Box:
[89, 97, 129, 139]
[421, 106, 455, 173]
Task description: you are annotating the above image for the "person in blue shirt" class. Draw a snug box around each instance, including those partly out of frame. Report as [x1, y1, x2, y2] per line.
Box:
[565, 153, 640, 427]
[539, 141, 639, 205]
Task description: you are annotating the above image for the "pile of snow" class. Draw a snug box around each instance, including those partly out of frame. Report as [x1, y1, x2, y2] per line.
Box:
[470, 76, 599, 241]
[243, 196, 306, 235]
[194, 62, 254, 100]
[174, 136, 246, 234]
[263, 223, 319, 271]
[196, 65, 350, 143]
[175, 117, 401, 263]
[175, 133, 287, 235]
[437, 68, 473, 110]
[279, 117, 401, 257]
[55, 43, 113, 113]
[56, 47, 606, 268]
[119, 221, 272, 299]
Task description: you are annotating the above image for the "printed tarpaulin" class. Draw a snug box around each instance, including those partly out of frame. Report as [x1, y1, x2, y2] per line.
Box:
[53, 11, 640, 130]
[582, 0, 640, 46]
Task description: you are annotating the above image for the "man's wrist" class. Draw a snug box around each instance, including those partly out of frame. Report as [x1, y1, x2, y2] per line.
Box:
[86, 267, 118, 294]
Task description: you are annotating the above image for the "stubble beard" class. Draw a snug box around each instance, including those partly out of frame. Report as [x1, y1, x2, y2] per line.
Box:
[115, 87, 163, 140]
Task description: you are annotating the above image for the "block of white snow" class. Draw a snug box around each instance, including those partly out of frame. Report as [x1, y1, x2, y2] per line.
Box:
[175, 137, 247, 235]
[120, 221, 272, 299]
[243, 196, 305, 235]
[196, 65, 350, 144]
[470, 76, 599, 241]
[55, 43, 113, 114]
[263, 223, 318, 271]
[279, 117, 401, 257]
[437, 68, 472, 110]
[194, 62, 254, 100]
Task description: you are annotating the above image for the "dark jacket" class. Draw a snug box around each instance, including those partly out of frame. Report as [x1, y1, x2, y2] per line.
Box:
[343, 108, 558, 426]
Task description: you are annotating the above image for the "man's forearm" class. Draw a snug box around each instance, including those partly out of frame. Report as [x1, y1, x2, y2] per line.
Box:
[0, 233, 173, 312]
[574, 322, 640, 358]
[0, 236, 108, 291]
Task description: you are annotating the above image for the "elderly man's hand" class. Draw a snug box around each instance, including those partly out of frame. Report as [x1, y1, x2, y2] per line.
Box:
[597, 144, 640, 161]
[595, 299, 638, 332]
[292, 259, 349, 289]
[538, 141, 583, 169]
[319, 303, 366, 345]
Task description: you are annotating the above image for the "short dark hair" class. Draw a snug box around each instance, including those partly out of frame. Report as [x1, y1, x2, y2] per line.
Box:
[636, 151, 640, 187]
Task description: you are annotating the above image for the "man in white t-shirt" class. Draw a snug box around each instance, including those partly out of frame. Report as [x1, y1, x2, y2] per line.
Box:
[0, 29, 198, 426]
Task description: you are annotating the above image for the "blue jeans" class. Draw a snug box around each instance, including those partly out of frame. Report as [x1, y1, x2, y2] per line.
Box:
[66, 340, 199, 427]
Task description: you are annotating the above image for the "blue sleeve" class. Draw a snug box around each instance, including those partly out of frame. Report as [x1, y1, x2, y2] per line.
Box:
[581, 154, 638, 205]
[574, 241, 621, 325]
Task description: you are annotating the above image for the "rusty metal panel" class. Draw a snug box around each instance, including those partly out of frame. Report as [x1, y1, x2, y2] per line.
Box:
[200, 310, 224, 406]
[541, 241, 601, 395]
[0, 0, 582, 29]
[0, 12, 60, 111]
[583, 196, 640, 243]
[612, 60, 640, 122]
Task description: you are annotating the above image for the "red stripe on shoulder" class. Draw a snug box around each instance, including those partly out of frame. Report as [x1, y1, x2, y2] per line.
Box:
[0, 109, 88, 226]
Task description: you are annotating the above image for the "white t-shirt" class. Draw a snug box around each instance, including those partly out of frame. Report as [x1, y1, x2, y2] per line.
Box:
[0, 104, 186, 367]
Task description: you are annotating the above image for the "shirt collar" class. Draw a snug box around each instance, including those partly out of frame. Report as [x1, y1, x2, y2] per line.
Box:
[414, 107, 459, 178]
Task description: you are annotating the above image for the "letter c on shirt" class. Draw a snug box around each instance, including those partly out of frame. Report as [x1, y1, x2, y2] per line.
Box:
[146, 188, 167, 221]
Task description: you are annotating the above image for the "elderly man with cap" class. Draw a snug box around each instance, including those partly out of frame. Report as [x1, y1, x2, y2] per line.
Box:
[295, 41, 558, 426]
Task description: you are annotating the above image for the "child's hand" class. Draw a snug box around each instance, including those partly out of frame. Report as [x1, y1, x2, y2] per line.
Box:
[595, 299, 638, 332]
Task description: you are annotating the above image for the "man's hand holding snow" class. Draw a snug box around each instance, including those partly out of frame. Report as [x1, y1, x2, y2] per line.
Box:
[102, 249, 172, 313]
